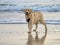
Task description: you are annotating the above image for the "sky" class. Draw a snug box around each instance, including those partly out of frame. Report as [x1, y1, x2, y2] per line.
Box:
[0, 0, 60, 4]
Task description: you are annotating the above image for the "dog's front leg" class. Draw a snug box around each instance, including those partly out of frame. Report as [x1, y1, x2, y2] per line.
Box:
[28, 23, 32, 33]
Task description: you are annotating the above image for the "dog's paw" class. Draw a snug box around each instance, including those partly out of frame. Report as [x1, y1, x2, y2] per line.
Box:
[33, 30, 36, 31]
[28, 31, 31, 33]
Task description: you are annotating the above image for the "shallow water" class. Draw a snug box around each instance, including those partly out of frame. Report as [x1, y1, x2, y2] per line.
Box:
[0, 24, 60, 45]
[0, 12, 60, 24]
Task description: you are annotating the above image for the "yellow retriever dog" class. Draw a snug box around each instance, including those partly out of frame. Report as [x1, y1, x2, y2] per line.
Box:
[23, 8, 47, 33]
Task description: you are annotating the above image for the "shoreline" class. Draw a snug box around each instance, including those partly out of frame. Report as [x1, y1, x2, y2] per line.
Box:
[0, 23, 60, 25]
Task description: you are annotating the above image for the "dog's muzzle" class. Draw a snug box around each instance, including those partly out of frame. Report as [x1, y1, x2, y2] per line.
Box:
[26, 12, 29, 15]
[26, 18, 30, 22]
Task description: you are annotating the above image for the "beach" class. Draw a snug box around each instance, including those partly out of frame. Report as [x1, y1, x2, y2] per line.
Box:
[0, 0, 60, 45]
[0, 24, 60, 45]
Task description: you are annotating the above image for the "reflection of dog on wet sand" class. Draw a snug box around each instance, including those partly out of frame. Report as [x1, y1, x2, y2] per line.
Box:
[27, 31, 47, 45]
[23, 8, 47, 33]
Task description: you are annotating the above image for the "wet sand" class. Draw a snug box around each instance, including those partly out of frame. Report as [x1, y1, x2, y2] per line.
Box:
[0, 24, 60, 45]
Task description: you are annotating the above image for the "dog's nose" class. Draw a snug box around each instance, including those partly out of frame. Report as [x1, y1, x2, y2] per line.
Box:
[26, 12, 28, 15]
[26, 12, 28, 14]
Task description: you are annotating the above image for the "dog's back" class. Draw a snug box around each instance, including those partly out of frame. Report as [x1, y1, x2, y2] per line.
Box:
[31, 12, 43, 24]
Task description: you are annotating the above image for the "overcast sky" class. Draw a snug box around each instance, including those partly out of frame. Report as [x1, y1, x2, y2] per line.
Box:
[0, 0, 60, 4]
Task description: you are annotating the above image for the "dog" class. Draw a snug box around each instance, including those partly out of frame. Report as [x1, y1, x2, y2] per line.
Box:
[23, 8, 47, 33]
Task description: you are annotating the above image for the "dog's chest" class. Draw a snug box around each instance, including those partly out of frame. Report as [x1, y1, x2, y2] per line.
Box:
[26, 13, 40, 24]
[26, 15, 31, 23]
[26, 18, 30, 22]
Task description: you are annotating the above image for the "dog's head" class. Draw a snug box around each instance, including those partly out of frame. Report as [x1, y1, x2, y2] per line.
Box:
[23, 9, 32, 15]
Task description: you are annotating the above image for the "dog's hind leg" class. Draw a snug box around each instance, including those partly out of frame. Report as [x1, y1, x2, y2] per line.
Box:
[33, 23, 38, 32]
[40, 20, 47, 34]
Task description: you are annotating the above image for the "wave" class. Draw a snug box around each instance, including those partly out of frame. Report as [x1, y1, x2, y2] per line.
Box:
[0, 4, 16, 6]
[0, 4, 60, 12]
[0, 20, 60, 25]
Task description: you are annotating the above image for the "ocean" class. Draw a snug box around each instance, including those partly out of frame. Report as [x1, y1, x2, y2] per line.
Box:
[0, 4, 60, 12]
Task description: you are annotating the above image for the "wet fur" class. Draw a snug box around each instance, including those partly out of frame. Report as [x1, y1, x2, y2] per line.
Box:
[24, 9, 47, 33]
